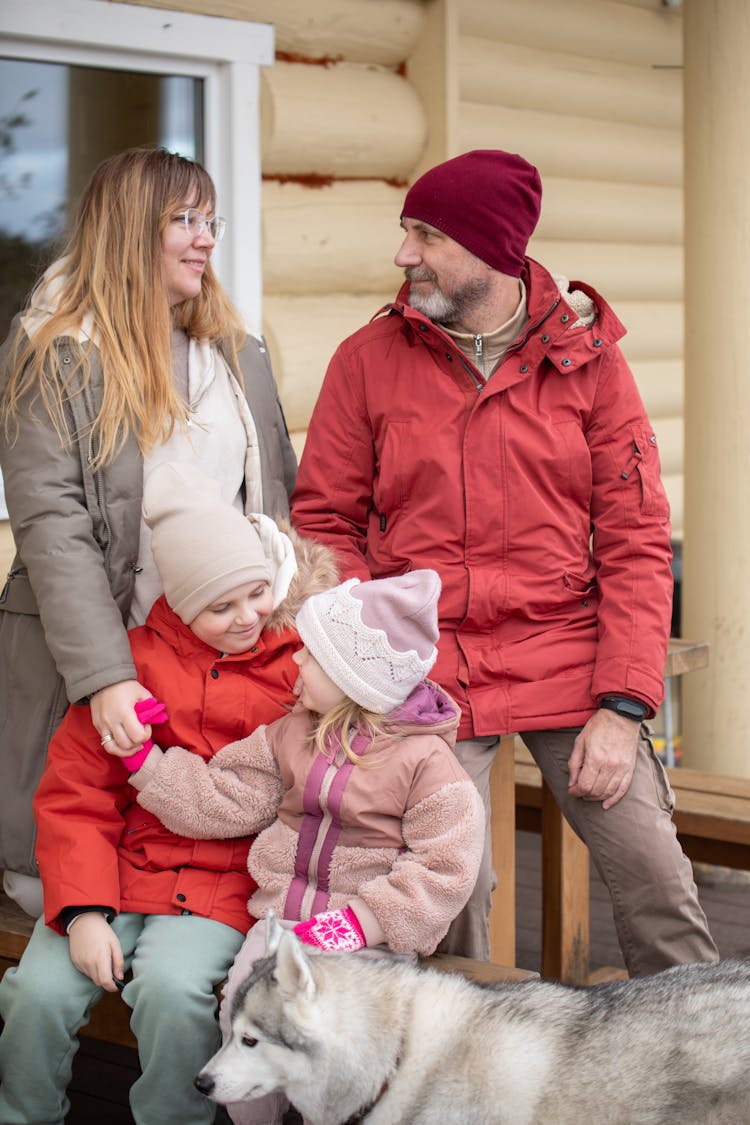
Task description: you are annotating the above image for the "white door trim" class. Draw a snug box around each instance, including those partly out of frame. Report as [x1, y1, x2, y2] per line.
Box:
[0, 0, 274, 329]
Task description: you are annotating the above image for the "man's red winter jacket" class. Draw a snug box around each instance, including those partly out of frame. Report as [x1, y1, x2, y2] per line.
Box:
[292, 259, 672, 739]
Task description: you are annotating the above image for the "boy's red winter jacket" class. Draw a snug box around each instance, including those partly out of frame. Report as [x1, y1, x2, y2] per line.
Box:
[34, 595, 300, 935]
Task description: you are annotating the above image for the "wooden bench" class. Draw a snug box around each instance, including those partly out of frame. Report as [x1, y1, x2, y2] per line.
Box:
[0, 889, 140, 1048]
[487, 638, 731, 982]
[514, 742, 750, 984]
[0, 889, 536, 1053]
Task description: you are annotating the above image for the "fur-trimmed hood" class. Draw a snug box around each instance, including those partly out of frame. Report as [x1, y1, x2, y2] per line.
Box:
[265, 524, 339, 633]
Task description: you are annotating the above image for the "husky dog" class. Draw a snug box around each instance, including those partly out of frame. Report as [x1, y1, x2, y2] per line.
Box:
[195, 917, 750, 1125]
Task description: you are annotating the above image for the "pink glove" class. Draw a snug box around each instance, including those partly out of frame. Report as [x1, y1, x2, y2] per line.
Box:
[121, 697, 169, 772]
[293, 907, 366, 952]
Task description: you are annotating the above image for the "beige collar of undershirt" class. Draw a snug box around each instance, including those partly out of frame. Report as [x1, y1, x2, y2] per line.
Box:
[441, 278, 529, 378]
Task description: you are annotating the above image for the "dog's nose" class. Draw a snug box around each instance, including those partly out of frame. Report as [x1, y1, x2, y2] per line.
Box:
[194, 1072, 215, 1096]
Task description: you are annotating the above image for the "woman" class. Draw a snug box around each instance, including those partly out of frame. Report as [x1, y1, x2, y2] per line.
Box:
[0, 147, 297, 914]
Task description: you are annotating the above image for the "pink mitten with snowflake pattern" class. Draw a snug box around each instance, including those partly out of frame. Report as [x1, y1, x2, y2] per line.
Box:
[293, 907, 366, 952]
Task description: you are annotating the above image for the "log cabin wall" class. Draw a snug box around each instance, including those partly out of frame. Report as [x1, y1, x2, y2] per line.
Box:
[454, 0, 685, 534]
[0, 0, 684, 579]
[120, 0, 430, 462]
[130, 0, 684, 531]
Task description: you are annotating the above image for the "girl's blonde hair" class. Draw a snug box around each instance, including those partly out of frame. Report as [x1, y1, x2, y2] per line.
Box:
[312, 697, 385, 766]
[1, 146, 246, 468]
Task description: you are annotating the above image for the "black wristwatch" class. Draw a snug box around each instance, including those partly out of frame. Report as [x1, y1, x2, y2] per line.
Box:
[599, 695, 649, 722]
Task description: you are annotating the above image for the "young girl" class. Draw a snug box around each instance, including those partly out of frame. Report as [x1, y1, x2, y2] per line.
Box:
[0, 462, 336, 1125]
[119, 567, 485, 1125]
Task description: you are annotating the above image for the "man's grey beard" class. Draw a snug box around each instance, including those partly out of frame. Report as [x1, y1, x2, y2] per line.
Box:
[406, 268, 492, 327]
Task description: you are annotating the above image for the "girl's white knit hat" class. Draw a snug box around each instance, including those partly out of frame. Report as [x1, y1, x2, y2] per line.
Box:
[296, 570, 441, 714]
[143, 462, 296, 623]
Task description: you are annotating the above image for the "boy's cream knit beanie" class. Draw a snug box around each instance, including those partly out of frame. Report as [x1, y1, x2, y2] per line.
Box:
[143, 462, 294, 623]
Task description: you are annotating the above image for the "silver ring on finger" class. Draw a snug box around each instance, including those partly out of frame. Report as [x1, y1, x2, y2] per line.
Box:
[100, 733, 115, 746]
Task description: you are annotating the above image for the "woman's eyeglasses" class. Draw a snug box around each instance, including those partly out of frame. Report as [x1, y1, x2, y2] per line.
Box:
[176, 208, 227, 242]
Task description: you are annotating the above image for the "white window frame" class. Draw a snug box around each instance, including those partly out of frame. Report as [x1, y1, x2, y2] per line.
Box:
[0, 0, 274, 331]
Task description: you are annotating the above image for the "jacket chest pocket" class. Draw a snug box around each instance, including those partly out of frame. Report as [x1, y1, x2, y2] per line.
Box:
[373, 421, 411, 514]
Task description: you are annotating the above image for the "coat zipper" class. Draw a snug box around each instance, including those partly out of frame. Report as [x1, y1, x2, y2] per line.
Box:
[475, 295, 562, 389]
[86, 435, 112, 562]
[72, 351, 113, 563]
[410, 293, 561, 395]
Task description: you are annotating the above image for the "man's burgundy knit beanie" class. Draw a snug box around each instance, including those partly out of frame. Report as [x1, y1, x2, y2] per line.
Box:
[400, 149, 542, 277]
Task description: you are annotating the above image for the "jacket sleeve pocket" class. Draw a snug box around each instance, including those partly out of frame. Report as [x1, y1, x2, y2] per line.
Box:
[622, 427, 670, 519]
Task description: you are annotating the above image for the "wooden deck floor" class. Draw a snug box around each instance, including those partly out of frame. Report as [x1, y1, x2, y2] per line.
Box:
[55, 831, 750, 1120]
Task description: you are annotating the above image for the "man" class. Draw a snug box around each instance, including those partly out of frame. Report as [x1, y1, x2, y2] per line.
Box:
[291, 149, 717, 973]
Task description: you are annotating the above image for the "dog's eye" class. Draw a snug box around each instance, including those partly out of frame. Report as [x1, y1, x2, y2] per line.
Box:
[242, 1035, 258, 1048]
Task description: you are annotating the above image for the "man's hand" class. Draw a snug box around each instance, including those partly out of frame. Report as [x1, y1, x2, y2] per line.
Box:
[91, 680, 152, 755]
[567, 708, 640, 810]
[68, 913, 124, 991]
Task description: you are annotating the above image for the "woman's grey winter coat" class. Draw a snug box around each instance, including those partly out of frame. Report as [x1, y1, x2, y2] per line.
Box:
[0, 315, 297, 874]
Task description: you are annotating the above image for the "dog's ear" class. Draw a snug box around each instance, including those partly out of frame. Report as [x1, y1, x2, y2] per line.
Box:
[275, 928, 317, 1003]
[265, 911, 283, 957]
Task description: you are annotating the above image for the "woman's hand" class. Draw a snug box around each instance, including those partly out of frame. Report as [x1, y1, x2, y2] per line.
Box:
[90, 680, 152, 755]
[68, 913, 125, 991]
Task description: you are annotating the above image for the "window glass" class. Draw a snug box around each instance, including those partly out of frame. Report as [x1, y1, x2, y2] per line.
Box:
[0, 56, 203, 341]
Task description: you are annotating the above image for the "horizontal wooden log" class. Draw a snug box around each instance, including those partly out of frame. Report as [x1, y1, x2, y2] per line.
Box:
[632, 359, 684, 419]
[606, 300, 683, 362]
[264, 293, 392, 431]
[263, 189, 682, 301]
[121, 0, 424, 64]
[460, 103, 681, 187]
[262, 181, 405, 294]
[528, 240, 682, 303]
[460, 0, 681, 68]
[0, 523, 13, 574]
[460, 38, 681, 128]
[289, 430, 308, 463]
[653, 414, 683, 477]
[663, 471, 683, 537]
[537, 178, 682, 245]
[261, 62, 426, 178]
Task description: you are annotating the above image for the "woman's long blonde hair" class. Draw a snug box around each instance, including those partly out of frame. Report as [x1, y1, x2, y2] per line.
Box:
[1, 146, 246, 468]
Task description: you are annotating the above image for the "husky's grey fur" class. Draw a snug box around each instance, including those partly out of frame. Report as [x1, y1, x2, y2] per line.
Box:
[195, 918, 750, 1125]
